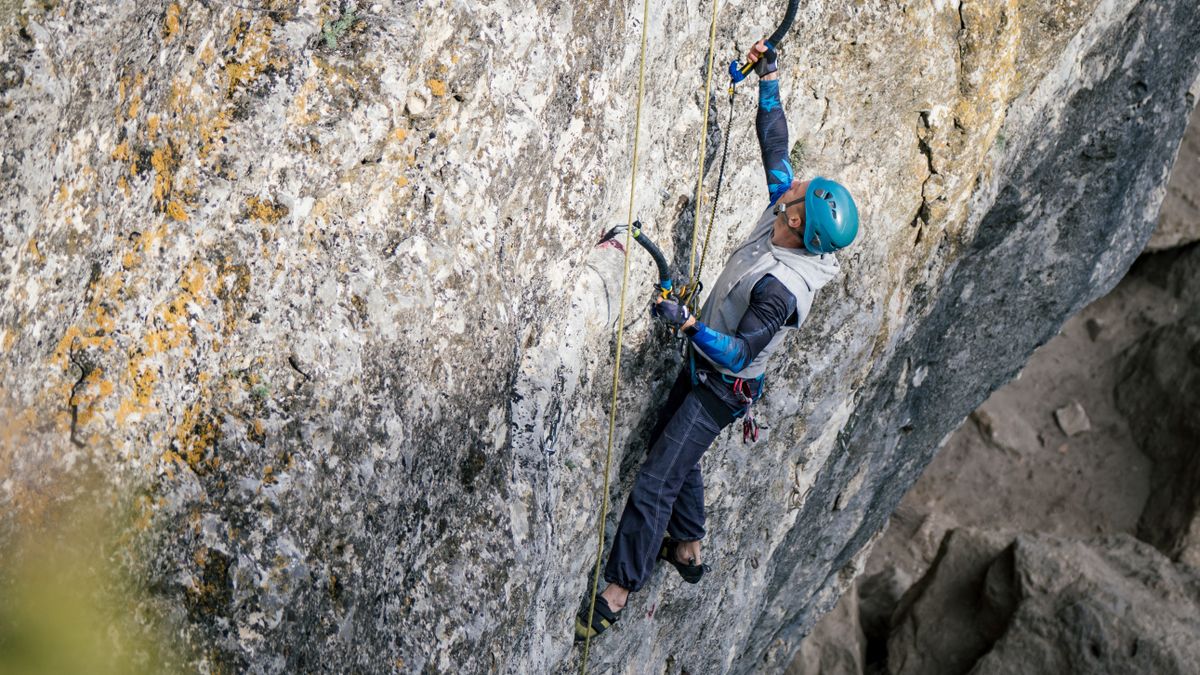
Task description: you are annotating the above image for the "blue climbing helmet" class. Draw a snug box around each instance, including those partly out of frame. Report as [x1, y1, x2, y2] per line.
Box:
[803, 177, 859, 255]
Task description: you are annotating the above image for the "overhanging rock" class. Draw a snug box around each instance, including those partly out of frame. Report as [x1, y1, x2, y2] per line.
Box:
[0, 0, 1198, 672]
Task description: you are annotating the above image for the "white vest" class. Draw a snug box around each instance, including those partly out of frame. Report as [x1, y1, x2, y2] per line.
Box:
[696, 205, 839, 378]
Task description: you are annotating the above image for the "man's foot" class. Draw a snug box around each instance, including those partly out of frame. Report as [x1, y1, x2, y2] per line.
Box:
[599, 583, 629, 612]
[674, 539, 701, 566]
[574, 587, 626, 643]
[657, 537, 710, 584]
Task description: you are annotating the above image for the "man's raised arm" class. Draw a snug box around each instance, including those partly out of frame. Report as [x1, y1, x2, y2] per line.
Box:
[748, 41, 794, 206]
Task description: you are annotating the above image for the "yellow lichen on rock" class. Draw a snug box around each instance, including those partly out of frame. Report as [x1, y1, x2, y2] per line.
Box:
[26, 238, 43, 263]
[166, 200, 189, 222]
[163, 2, 181, 41]
[246, 196, 288, 223]
[116, 363, 158, 426]
[174, 401, 220, 473]
[222, 15, 285, 98]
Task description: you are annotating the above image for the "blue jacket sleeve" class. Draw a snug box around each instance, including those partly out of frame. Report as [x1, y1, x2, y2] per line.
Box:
[687, 275, 797, 373]
[756, 79, 794, 207]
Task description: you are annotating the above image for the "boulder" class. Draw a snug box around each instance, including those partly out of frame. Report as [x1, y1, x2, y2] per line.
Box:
[887, 531, 1200, 675]
[1115, 254, 1200, 566]
[886, 529, 1014, 675]
[972, 534, 1200, 675]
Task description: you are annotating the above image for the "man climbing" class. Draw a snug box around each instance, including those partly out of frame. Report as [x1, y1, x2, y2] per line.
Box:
[575, 39, 860, 642]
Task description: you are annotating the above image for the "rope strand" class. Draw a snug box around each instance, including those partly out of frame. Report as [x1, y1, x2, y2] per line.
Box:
[685, 0, 725, 288]
[580, 0, 650, 669]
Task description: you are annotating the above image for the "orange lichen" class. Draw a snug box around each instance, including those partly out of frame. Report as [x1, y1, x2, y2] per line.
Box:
[72, 368, 115, 428]
[116, 363, 158, 425]
[166, 201, 188, 222]
[163, 3, 181, 41]
[147, 114, 160, 139]
[221, 15, 284, 97]
[175, 401, 219, 472]
[26, 238, 43, 263]
[395, 175, 409, 188]
[198, 110, 232, 160]
[391, 128, 407, 143]
[246, 196, 288, 223]
[150, 145, 177, 203]
[428, 79, 447, 97]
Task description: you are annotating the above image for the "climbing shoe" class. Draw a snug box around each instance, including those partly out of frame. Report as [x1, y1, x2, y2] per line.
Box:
[574, 594, 621, 643]
[657, 537, 710, 584]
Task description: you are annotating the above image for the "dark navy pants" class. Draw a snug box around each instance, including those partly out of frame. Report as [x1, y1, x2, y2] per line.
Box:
[603, 369, 739, 592]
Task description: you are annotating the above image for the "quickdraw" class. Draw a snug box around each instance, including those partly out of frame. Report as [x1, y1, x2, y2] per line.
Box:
[731, 375, 764, 444]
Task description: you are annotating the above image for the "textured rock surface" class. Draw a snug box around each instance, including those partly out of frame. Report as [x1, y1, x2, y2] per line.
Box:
[1115, 244, 1200, 567]
[887, 530, 1200, 675]
[786, 581, 864, 675]
[2, 1, 1200, 673]
[886, 529, 1013, 675]
[1151, 103, 1200, 250]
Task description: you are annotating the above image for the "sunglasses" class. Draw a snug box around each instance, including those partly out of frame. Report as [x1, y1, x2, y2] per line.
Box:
[773, 196, 805, 223]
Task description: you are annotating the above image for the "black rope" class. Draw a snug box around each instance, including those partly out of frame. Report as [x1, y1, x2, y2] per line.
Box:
[687, 81, 737, 314]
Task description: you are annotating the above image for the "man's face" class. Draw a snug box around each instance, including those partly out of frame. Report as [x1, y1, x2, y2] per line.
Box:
[777, 179, 811, 232]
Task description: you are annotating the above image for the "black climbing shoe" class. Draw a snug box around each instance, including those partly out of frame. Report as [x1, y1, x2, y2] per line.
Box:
[574, 594, 621, 643]
[657, 537, 710, 584]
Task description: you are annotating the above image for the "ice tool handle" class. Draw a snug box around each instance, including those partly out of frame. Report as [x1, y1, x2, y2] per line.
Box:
[629, 221, 675, 299]
[728, 0, 800, 84]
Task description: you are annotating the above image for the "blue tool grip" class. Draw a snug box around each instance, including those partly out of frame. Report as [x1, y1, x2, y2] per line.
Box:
[729, 60, 749, 84]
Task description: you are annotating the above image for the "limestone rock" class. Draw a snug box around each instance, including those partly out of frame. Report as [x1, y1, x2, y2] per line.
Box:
[787, 583, 865, 675]
[887, 529, 1014, 675]
[971, 535, 1200, 675]
[1150, 101, 1200, 251]
[0, 0, 1198, 672]
[973, 400, 1042, 454]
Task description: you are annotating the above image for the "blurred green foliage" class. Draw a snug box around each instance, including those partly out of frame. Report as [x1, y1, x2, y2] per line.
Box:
[0, 474, 186, 674]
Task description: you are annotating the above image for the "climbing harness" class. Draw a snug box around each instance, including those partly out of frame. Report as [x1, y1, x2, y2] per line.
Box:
[580, 0, 650, 668]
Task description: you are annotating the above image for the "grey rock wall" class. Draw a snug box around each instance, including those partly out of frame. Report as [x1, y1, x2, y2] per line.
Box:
[1, 0, 1198, 673]
[1151, 103, 1200, 250]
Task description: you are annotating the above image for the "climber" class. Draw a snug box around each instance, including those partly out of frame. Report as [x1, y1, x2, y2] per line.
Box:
[575, 39, 860, 643]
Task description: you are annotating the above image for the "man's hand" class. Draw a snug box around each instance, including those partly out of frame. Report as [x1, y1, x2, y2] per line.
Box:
[746, 40, 778, 79]
[653, 297, 696, 331]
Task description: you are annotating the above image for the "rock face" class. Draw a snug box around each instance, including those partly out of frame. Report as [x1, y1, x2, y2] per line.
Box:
[1116, 244, 1200, 567]
[2, 1, 1199, 672]
[1151, 103, 1200, 250]
[888, 530, 1200, 675]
